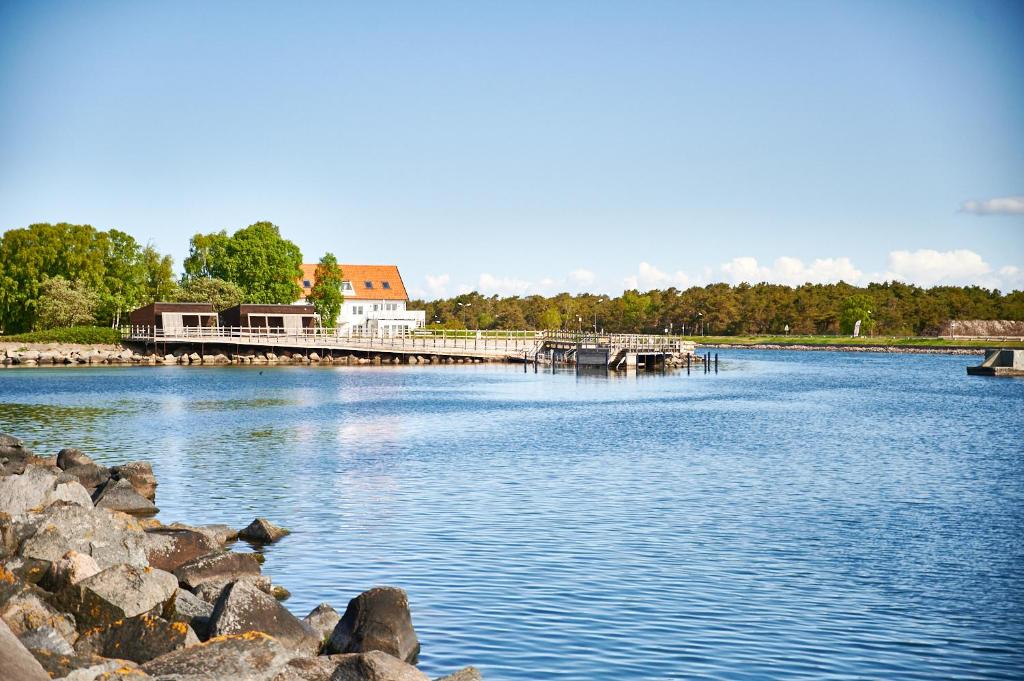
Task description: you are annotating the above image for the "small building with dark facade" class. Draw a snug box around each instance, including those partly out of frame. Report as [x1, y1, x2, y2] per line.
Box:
[129, 303, 218, 333]
[219, 304, 318, 333]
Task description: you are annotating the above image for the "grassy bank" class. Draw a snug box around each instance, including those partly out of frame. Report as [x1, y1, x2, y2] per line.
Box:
[686, 335, 1024, 349]
[0, 326, 122, 345]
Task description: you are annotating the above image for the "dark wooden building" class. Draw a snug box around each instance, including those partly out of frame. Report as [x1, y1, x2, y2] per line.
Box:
[219, 304, 318, 332]
[128, 303, 218, 332]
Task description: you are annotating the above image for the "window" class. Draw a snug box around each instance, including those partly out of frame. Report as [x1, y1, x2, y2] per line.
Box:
[373, 304, 379, 311]
[342, 281, 353, 291]
[353, 305, 363, 315]
[303, 280, 311, 288]
[364, 281, 374, 289]
[382, 281, 391, 289]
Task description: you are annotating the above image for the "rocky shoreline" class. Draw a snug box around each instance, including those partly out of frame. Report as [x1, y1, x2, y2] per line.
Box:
[697, 342, 985, 356]
[0, 431, 480, 681]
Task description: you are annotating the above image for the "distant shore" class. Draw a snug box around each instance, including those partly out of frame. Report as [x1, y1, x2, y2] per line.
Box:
[696, 342, 984, 356]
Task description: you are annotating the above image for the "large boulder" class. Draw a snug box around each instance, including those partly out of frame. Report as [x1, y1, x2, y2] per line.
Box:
[110, 462, 158, 501]
[207, 579, 318, 654]
[167, 522, 238, 547]
[173, 550, 261, 590]
[0, 618, 49, 681]
[434, 667, 483, 681]
[56, 447, 96, 470]
[191, 573, 273, 604]
[141, 632, 294, 680]
[29, 649, 140, 680]
[62, 463, 112, 493]
[93, 478, 159, 516]
[56, 563, 178, 630]
[73, 613, 198, 663]
[143, 527, 219, 572]
[0, 465, 93, 514]
[302, 602, 341, 646]
[171, 588, 214, 640]
[326, 587, 420, 664]
[18, 502, 149, 569]
[238, 517, 291, 544]
[17, 624, 75, 656]
[330, 651, 430, 681]
[0, 583, 78, 643]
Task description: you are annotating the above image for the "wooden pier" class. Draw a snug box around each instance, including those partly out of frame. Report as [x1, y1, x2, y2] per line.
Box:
[121, 326, 696, 369]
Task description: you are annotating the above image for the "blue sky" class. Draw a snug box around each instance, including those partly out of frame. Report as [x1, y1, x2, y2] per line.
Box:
[1, 0, 1022, 297]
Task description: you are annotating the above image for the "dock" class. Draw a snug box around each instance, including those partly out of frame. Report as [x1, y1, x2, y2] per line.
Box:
[967, 349, 1024, 377]
[121, 326, 696, 369]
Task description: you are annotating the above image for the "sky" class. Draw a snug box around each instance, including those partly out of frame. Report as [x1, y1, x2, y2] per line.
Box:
[1, 0, 1022, 298]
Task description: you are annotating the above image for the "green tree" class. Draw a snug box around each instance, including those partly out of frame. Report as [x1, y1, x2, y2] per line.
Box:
[141, 245, 177, 302]
[182, 222, 302, 303]
[839, 295, 875, 335]
[308, 253, 344, 327]
[175, 277, 245, 311]
[35, 276, 100, 329]
[539, 306, 562, 330]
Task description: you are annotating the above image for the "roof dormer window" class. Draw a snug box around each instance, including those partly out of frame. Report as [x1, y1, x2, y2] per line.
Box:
[382, 281, 391, 289]
[364, 281, 374, 289]
[303, 280, 311, 288]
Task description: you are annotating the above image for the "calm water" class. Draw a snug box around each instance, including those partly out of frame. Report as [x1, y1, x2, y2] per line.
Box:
[1, 351, 1022, 680]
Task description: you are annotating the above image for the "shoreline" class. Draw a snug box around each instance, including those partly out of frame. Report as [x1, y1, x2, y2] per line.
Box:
[697, 342, 985, 355]
[0, 431, 479, 680]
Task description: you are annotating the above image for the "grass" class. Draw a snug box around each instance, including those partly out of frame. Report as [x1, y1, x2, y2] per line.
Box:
[684, 334, 1024, 349]
[0, 326, 123, 345]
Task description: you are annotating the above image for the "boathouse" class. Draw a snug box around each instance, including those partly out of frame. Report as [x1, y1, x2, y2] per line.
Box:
[219, 304, 318, 333]
[128, 302, 218, 333]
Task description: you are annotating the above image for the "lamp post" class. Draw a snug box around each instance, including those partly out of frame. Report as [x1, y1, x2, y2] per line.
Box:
[593, 299, 602, 333]
[696, 311, 704, 337]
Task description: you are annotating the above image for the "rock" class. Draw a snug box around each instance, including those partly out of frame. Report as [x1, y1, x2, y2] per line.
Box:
[270, 655, 337, 681]
[73, 613, 198, 663]
[110, 462, 157, 500]
[43, 550, 101, 592]
[0, 465, 93, 514]
[191, 574, 273, 604]
[1, 583, 78, 643]
[168, 522, 237, 547]
[326, 587, 420, 664]
[18, 624, 75, 656]
[57, 448, 96, 470]
[0, 618, 50, 681]
[0, 556, 50, 585]
[301, 603, 340, 646]
[31, 649, 140, 680]
[56, 563, 178, 630]
[19, 502, 149, 569]
[63, 463, 113, 493]
[309, 352, 320, 362]
[141, 632, 294, 680]
[271, 584, 291, 601]
[93, 478, 159, 516]
[238, 517, 291, 544]
[0, 432, 24, 448]
[170, 588, 213, 640]
[434, 667, 483, 681]
[173, 550, 261, 590]
[207, 579, 318, 654]
[330, 651, 430, 681]
[143, 527, 219, 572]
[188, 352, 201, 362]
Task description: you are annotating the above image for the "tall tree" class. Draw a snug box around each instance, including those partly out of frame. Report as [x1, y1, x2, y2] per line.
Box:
[35, 276, 100, 329]
[141, 245, 178, 302]
[308, 253, 344, 327]
[175, 277, 244, 311]
[183, 222, 302, 303]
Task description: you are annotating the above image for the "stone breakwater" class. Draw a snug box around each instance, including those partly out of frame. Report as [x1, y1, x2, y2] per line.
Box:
[0, 432, 481, 681]
[1, 344, 503, 367]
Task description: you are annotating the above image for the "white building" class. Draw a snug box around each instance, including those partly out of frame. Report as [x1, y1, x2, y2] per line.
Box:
[298, 263, 425, 336]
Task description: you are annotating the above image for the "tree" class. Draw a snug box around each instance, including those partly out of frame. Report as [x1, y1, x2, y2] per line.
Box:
[141, 246, 177, 302]
[35, 277, 100, 329]
[182, 222, 302, 303]
[839, 295, 875, 335]
[539, 306, 562, 330]
[308, 253, 345, 327]
[175, 277, 244, 311]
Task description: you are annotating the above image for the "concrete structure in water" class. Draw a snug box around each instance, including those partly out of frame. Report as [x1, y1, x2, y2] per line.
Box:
[967, 349, 1024, 377]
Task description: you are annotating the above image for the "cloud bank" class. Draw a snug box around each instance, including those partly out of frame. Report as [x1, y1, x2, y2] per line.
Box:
[959, 196, 1024, 216]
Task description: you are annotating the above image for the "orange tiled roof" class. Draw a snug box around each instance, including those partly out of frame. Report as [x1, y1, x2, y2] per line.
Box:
[298, 263, 409, 301]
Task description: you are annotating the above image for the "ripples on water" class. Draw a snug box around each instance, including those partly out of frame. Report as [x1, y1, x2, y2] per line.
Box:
[1, 351, 1022, 680]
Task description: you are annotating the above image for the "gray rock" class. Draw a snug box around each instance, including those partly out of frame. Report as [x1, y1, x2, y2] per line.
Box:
[32, 650, 141, 680]
[168, 522, 238, 547]
[110, 461, 157, 500]
[326, 587, 420, 664]
[18, 625, 75, 656]
[302, 602, 341, 646]
[190, 574, 274, 604]
[73, 613, 198, 663]
[141, 631, 294, 680]
[238, 517, 291, 544]
[434, 667, 483, 681]
[330, 651, 430, 681]
[0, 465, 93, 514]
[63, 463, 112, 493]
[56, 563, 178, 629]
[93, 478, 159, 516]
[173, 550, 261, 590]
[18, 502, 149, 569]
[0, 432, 24, 449]
[0, 583, 78, 643]
[207, 579, 318, 654]
[56, 447, 96, 470]
[0, 618, 49, 681]
[43, 549, 101, 592]
[143, 527, 219, 572]
[171, 588, 214, 640]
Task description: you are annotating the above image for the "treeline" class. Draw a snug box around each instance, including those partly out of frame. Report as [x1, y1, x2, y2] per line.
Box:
[0, 222, 312, 334]
[415, 282, 1024, 336]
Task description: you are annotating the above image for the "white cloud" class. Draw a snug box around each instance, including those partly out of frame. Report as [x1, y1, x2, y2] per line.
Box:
[424, 273, 450, 298]
[569, 268, 596, 286]
[884, 249, 991, 287]
[719, 256, 862, 286]
[959, 196, 1024, 216]
[624, 262, 694, 290]
[477, 273, 533, 296]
